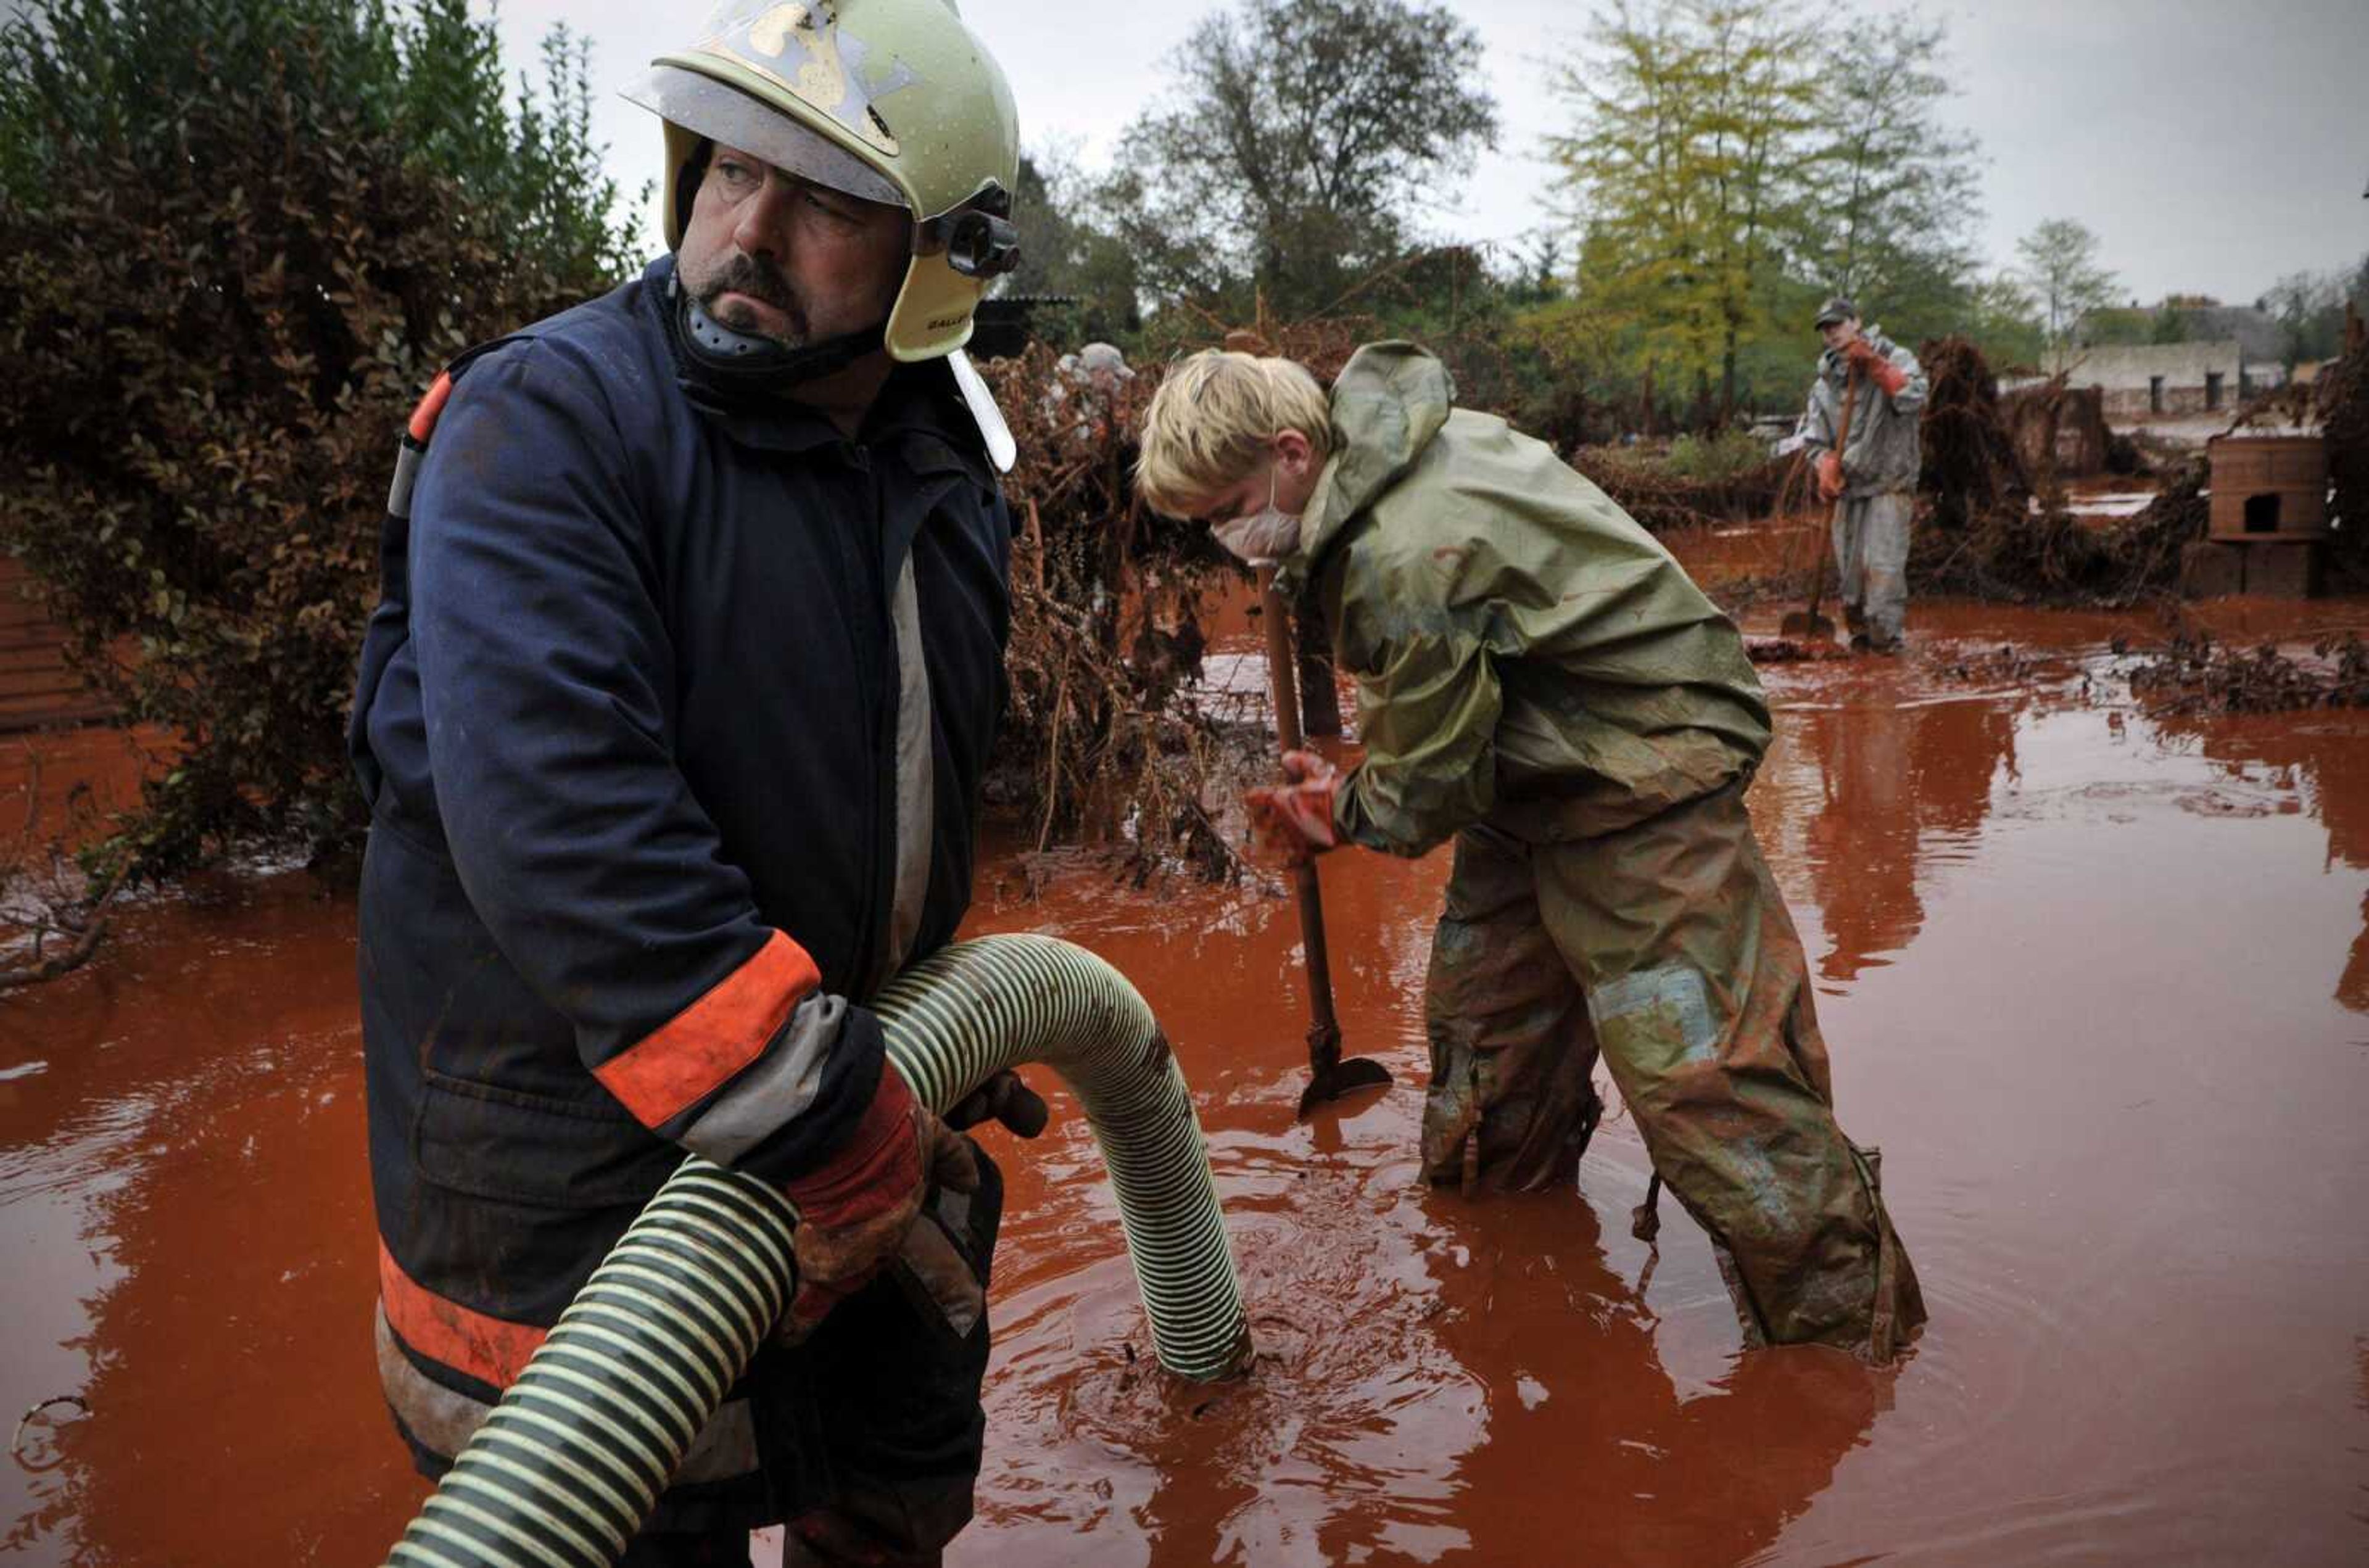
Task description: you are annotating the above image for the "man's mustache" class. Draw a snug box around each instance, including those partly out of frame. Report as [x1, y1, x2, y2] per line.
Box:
[702, 254, 808, 338]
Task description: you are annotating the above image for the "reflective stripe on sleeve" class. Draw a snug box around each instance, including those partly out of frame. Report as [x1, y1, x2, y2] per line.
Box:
[408, 370, 456, 443]
[593, 930, 822, 1129]
[676, 989, 845, 1167]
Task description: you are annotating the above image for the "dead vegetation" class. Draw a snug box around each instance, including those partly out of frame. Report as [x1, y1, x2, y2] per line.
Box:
[2126, 632, 2369, 716]
[2315, 315, 2369, 582]
[1909, 456, 2206, 607]
[1904, 337, 2206, 608]
[979, 345, 1252, 886]
[1574, 445, 1801, 534]
[0, 757, 128, 991]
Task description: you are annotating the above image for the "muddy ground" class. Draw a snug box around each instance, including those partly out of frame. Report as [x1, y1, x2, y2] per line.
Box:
[4, 563, 2367, 1564]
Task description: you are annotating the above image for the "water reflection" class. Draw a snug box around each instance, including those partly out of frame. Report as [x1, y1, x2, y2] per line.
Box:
[0, 877, 416, 1566]
[7, 604, 2369, 1567]
[2146, 706, 2369, 1013]
[1793, 689, 2018, 983]
[1418, 1192, 1888, 1567]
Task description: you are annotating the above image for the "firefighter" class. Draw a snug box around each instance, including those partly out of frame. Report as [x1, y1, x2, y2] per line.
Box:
[349, 2, 1038, 1559]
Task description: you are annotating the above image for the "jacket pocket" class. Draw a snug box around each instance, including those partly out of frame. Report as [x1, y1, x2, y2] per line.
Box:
[412, 1068, 682, 1211]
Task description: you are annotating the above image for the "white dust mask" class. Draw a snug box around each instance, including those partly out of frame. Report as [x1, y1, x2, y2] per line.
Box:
[1210, 466, 1302, 565]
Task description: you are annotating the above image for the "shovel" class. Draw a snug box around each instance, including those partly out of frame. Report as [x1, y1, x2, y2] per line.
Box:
[1781, 363, 1861, 641]
[1255, 567, 1395, 1117]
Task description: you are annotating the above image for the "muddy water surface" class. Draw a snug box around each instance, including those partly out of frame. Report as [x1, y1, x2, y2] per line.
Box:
[5, 596, 2367, 1565]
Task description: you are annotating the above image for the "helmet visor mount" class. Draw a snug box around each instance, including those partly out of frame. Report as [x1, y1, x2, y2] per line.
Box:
[624, 64, 904, 209]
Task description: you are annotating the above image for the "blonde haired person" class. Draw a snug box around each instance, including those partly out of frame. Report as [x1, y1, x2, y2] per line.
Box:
[1138, 341, 1924, 1360]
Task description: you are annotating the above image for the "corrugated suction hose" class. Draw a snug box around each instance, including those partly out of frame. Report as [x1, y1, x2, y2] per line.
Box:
[382, 933, 1251, 1568]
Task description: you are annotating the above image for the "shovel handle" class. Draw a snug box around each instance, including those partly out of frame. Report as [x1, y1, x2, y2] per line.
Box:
[1804, 366, 1861, 621]
[1257, 568, 1341, 1050]
[1258, 568, 1308, 753]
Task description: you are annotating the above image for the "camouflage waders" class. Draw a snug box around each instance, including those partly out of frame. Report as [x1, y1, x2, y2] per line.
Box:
[1420, 783, 1925, 1360]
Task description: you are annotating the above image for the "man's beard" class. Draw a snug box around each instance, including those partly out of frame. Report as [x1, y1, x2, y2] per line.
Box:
[692, 252, 811, 345]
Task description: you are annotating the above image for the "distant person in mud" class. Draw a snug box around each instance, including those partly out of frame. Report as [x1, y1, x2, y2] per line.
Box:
[346, 4, 1044, 1563]
[1135, 344, 1925, 1360]
[1048, 340, 1137, 444]
[1798, 295, 1929, 653]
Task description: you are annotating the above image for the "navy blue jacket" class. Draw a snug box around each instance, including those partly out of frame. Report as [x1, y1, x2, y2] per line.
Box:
[350, 257, 1011, 1509]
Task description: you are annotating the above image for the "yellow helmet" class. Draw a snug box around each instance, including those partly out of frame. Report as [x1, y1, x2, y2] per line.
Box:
[624, 0, 1022, 365]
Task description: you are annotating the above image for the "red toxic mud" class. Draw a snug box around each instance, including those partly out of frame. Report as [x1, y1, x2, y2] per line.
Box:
[5, 593, 2368, 1566]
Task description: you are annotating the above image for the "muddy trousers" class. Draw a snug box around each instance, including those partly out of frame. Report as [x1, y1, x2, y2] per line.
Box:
[1833, 490, 1912, 645]
[1418, 785, 1925, 1358]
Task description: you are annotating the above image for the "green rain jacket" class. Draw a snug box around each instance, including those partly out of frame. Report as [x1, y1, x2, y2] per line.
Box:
[1281, 342, 1771, 855]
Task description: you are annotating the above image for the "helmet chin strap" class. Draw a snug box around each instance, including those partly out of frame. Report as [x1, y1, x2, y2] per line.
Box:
[666, 271, 885, 399]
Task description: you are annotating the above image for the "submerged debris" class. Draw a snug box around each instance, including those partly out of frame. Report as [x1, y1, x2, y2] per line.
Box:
[1743, 637, 1853, 664]
[1932, 643, 2048, 685]
[2127, 633, 2369, 715]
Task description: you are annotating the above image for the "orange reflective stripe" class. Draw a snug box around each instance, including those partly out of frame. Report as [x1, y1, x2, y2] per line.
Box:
[594, 930, 822, 1128]
[407, 370, 455, 444]
[378, 1239, 546, 1389]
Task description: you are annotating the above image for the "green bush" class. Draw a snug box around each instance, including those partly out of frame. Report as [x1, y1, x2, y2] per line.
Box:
[0, 0, 639, 878]
[1660, 429, 1779, 484]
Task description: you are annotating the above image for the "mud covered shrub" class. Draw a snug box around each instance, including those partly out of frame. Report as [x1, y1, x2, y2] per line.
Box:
[1917, 335, 2027, 530]
[1569, 442, 1800, 535]
[980, 345, 1247, 883]
[0, 0, 637, 877]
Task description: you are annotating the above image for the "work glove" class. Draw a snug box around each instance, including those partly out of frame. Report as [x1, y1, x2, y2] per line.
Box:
[1244, 748, 1342, 862]
[779, 1059, 977, 1338]
[1816, 450, 1845, 502]
[946, 1067, 1051, 1139]
[1843, 335, 1909, 398]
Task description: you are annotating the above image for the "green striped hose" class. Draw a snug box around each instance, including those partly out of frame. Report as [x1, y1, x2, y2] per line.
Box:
[382, 934, 1250, 1568]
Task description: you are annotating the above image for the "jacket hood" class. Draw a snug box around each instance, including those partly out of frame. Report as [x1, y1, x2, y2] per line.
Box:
[1294, 341, 1455, 567]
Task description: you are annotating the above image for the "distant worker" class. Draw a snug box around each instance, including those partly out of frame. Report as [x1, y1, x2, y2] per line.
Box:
[1049, 340, 1136, 444]
[1799, 295, 1928, 653]
[1136, 342, 1925, 1361]
[348, 2, 1043, 1562]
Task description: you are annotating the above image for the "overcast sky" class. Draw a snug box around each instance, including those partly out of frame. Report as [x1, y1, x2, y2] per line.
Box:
[500, 0, 2368, 307]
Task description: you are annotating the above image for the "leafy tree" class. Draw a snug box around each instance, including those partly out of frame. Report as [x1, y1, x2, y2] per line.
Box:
[0, 0, 640, 877]
[2264, 265, 2354, 367]
[2078, 305, 2154, 347]
[1106, 0, 1497, 318]
[1550, 0, 1820, 422]
[1798, 9, 1982, 344]
[1961, 272, 2045, 371]
[2148, 303, 2191, 344]
[1004, 147, 1143, 347]
[2014, 217, 2118, 362]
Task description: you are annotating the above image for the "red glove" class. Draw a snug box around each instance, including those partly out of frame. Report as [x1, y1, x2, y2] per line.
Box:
[1816, 450, 1845, 502]
[780, 1060, 978, 1336]
[1845, 336, 1909, 397]
[1244, 749, 1341, 862]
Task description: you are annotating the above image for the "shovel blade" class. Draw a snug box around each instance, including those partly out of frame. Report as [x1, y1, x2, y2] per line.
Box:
[1779, 608, 1837, 639]
[1296, 1055, 1394, 1118]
